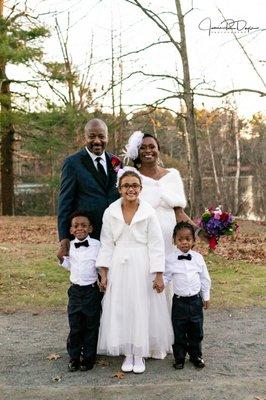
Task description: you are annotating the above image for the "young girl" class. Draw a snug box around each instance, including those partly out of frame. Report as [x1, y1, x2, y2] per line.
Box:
[96, 169, 173, 373]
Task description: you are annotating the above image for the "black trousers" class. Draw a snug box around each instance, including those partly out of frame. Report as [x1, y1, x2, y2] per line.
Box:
[171, 294, 204, 363]
[67, 283, 101, 363]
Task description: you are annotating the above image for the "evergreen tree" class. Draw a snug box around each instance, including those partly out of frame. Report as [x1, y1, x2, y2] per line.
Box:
[0, 2, 49, 214]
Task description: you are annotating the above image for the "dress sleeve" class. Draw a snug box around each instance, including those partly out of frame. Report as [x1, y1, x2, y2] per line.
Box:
[147, 212, 165, 273]
[95, 210, 115, 268]
[163, 255, 174, 285]
[161, 169, 187, 208]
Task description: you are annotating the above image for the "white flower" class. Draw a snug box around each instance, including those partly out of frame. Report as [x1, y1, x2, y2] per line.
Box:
[121, 131, 144, 164]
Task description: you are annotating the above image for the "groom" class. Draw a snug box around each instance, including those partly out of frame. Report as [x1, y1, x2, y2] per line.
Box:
[57, 118, 121, 260]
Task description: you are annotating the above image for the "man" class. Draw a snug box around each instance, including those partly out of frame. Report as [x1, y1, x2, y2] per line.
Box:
[57, 118, 121, 260]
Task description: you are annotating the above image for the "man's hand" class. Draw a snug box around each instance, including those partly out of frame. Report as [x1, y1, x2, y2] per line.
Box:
[153, 272, 165, 293]
[203, 300, 210, 309]
[57, 239, 70, 261]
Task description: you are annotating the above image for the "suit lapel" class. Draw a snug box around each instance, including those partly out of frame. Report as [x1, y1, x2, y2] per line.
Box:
[81, 149, 107, 191]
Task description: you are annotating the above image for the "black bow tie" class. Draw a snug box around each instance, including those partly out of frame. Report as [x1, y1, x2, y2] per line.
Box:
[178, 254, 192, 261]
[74, 240, 89, 248]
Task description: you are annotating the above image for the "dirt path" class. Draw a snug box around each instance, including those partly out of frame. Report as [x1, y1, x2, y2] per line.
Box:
[0, 307, 265, 400]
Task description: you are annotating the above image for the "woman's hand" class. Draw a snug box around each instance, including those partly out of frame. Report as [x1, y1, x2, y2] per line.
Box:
[153, 272, 164, 293]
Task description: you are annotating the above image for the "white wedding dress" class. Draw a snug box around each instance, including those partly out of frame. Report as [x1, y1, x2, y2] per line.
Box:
[96, 199, 173, 358]
[139, 168, 187, 314]
[139, 168, 187, 256]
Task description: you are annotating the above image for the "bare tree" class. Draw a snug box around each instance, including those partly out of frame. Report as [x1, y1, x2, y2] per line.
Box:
[232, 110, 241, 214]
[123, 0, 203, 213]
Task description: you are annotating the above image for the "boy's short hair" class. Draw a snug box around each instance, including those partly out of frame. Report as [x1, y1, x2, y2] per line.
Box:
[69, 210, 92, 226]
[173, 221, 195, 241]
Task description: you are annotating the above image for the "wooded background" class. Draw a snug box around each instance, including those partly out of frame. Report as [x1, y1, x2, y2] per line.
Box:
[0, 0, 265, 219]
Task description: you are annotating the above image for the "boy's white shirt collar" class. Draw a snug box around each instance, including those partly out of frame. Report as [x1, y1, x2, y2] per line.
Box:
[108, 198, 155, 225]
[176, 248, 193, 256]
[73, 234, 91, 243]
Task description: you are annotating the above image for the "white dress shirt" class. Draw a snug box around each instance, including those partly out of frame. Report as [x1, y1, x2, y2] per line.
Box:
[61, 235, 101, 286]
[164, 248, 211, 301]
[85, 147, 108, 174]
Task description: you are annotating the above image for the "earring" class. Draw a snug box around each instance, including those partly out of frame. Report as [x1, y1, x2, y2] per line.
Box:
[157, 157, 164, 167]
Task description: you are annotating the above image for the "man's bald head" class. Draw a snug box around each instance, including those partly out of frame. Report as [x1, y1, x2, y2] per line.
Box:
[84, 118, 108, 156]
[84, 119, 108, 136]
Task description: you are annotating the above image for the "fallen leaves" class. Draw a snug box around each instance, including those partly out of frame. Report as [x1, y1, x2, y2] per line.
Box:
[0, 217, 264, 265]
[51, 375, 62, 383]
[2, 307, 16, 314]
[96, 359, 110, 367]
[47, 353, 61, 361]
[194, 221, 265, 264]
[113, 371, 125, 379]
[0, 216, 57, 244]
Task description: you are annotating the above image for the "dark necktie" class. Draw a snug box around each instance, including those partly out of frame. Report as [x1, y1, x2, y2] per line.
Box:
[178, 254, 192, 261]
[95, 157, 107, 184]
[74, 240, 89, 249]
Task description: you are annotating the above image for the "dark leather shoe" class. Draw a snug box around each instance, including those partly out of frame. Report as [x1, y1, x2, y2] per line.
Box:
[68, 360, 80, 372]
[190, 357, 205, 368]
[173, 361, 184, 369]
[79, 361, 94, 371]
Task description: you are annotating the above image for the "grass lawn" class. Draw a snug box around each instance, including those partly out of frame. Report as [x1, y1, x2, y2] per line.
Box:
[0, 217, 265, 310]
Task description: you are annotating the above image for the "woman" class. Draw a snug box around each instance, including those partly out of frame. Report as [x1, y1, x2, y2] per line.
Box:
[123, 131, 198, 257]
[96, 170, 173, 372]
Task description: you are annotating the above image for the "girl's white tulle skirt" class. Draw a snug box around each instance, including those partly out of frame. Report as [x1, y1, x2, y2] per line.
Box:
[97, 243, 173, 358]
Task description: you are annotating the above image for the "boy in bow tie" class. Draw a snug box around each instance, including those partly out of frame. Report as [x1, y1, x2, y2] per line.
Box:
[59, 211, 101, 372]
[164, 221, 211, 370]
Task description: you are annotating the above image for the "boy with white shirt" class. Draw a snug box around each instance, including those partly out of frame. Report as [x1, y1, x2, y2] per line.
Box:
[59, 211, 101, 372]
[164, 221, 211, 370]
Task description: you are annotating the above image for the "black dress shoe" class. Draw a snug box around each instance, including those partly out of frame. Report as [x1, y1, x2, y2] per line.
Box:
[68, 359, 80, 372]
[79, 360, 94, 371]
[173, 361, 184, 369]
[190, 357, 205, 368]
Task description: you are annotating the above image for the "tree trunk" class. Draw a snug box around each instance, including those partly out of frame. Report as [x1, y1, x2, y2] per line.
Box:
[0, 41, 15, 214]
[175, 0, 203, 215]
[233, 111, 241, 214]
[206, 127, 222, 204]
[180, 105, 193, 215]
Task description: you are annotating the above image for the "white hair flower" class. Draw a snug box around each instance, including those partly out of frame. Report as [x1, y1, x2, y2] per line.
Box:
[121, 131, 144, 164]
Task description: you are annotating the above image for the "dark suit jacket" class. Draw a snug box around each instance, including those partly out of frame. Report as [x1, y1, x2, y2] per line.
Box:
[57, 148, 120, 241]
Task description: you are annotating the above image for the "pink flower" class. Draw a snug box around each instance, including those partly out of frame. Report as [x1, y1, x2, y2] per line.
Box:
[213, 211, 221, 219]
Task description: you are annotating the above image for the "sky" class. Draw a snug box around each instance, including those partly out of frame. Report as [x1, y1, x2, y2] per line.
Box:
[5, 0, 266, 118]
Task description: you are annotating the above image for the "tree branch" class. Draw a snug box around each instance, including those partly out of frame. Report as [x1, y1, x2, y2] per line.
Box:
[124, 0, 181, 52]
[119, 40, 172, 59]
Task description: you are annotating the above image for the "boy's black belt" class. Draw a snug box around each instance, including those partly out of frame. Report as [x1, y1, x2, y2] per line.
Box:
[71, 282, 97, 289]
[174, 293, 201, 301]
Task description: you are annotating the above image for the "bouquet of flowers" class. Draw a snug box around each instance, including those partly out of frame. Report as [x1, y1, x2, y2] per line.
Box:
[199, 206, 238, 250]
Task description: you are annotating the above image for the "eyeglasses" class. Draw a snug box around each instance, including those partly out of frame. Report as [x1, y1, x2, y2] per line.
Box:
[119, 183, 142, 190]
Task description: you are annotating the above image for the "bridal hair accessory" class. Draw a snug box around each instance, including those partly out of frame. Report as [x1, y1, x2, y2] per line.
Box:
[116, 167, 142, 187]
[121, 131, 144, 164]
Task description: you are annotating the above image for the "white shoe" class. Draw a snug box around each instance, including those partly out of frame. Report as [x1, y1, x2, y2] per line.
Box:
[133, 357, 145, 373]
[121, 355, 134, 372]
